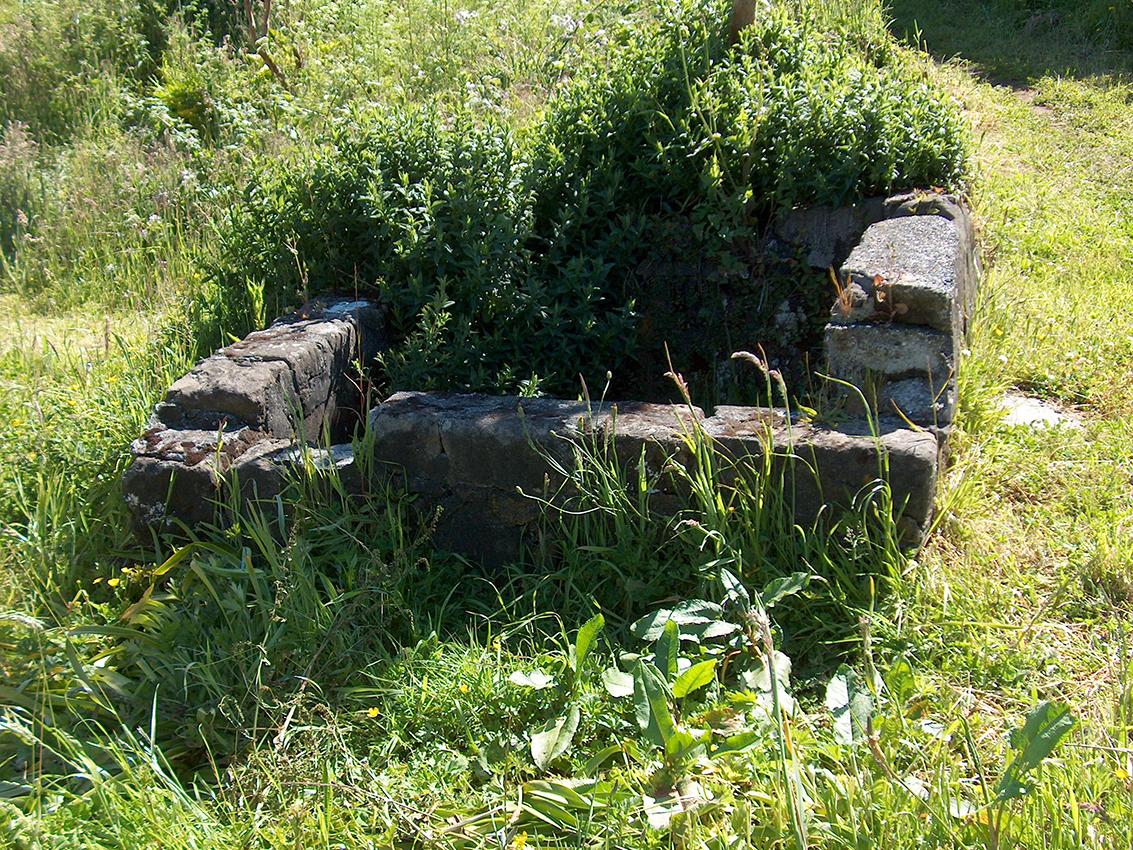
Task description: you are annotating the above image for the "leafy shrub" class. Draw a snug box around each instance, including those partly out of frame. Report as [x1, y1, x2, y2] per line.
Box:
[213, 0, 969, 396]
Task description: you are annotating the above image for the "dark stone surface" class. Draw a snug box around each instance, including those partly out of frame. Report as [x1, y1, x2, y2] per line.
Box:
[368, 391, 938, 562]
[774, 197, 887, 269]
[123, 425, 265, 534]
[703, 406, 939, 541]
[824, 322, 957, 427]
[161, 355, 299, 437]
[123, 297, 386, 536]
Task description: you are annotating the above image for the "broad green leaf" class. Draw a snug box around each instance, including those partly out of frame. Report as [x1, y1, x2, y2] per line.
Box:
[572, 613, 605, 674]
[602, 667, 634, 698]
[995, 701, 1075, 801]
[711, 730, 762, 756]
[719, 569, 751, 612]
[520, 794, 579, 829]
[760, 572, 811, 608]
[654, 620, 680, 683]
[582, 743, 625, 774]
[825, 665, 873, 746]
[531, 706, 580, 770]
[672, 659, 717, 698]
[630, 601, 723, 642]
[1008, 701, 1076, 771]
[633, 661, 675, 749]
[884, 656, 917, 707]
[152, 542, 197, 577]
[664, 727, 710, 764]
[509, 670, 556, 690]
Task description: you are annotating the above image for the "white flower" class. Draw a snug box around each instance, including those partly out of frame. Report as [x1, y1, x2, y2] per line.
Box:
[551, 14, 581, 34]
[454, 9, 478, 25]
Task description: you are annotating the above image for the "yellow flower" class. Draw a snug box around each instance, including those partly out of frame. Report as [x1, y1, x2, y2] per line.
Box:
[511, 832, 528, 849]
[459, 683, 470, 694]
[106, 577, 121, 588]
[367, 707, 380, 718]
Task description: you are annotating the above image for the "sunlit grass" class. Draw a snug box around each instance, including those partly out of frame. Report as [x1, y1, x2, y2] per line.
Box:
[1, 0, 1132, 846]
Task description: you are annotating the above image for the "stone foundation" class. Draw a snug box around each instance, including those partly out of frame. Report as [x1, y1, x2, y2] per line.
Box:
[122, 298, 386, 534]
[123, 190, 978, 561]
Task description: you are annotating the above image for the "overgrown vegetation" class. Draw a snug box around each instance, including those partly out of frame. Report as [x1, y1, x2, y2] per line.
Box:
[214, 0, 966, 394]
[2, 0, 1131, 846]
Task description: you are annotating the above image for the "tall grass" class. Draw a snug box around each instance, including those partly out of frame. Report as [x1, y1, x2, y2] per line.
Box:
[2, 0, 1126, 845]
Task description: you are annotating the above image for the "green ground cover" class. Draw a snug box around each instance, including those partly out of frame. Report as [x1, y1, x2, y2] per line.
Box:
[1, 0, 1132, 847]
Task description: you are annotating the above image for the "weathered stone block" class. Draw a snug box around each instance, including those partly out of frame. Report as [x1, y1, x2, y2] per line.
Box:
[703, 407, 939, 541]
[233, 441, 362, 505]
[825, 323, 954, 383]
[369, 393, 705, 563]
[878, 376, 955, 427]
[123, 297, 386, 537]
[824, 323, 956, 426]
[156, 297, 385, 441]
[774, 197, 886, 269]
[220, 322, 352, 441]
[367, 392, 937, 561]
[161, 356, 300, 436]
[883, 191, 980, 327]
[123, 425, 266, 533]
[833, 215, 967, 338]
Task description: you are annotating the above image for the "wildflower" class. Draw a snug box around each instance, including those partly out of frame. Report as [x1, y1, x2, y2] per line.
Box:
[459, 683, 470, 694]
[15, 209, 28, 227]
[367, 706, 380, 718]
[454, 9, 478, 24]
[551, 14, 581, 34]
[106, 577, 121, 588]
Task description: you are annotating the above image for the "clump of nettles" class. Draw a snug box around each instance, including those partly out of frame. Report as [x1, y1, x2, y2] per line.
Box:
[214, 0, 968, 397]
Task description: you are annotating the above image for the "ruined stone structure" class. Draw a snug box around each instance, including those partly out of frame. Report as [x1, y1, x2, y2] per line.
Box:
[123, 190, 978, 562]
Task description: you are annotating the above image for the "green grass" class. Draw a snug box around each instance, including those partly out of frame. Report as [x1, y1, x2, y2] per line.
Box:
[2, 0, 1133, 847]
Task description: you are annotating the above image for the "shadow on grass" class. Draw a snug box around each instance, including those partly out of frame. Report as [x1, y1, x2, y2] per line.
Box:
[887, 0, 1133, 87]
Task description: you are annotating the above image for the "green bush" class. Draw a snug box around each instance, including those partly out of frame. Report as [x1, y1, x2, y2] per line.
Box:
[213, 0, 969, 396]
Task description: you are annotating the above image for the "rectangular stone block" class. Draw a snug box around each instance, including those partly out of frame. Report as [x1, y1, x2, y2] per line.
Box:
[883, 190, 979, 327]
[123, 425, 267, 534]
[834, 215, 968, 340]
[153, 298, 386, 442]
[220, 320, 354, 441]
[824, 323, 956, 426]
[702, 407, 939, 541]
[825, 323, 954, 383]
[368, 391, 938, 563]
[162, 356, 300, 437]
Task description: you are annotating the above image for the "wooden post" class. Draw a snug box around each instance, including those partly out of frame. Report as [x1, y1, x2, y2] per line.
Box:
[728, 0, 756, 44]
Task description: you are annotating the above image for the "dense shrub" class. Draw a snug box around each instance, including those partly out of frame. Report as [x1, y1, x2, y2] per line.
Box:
[214, 0, 969, 396]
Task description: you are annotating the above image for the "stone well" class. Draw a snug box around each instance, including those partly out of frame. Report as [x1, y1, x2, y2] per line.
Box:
[123, 190, 978, 562]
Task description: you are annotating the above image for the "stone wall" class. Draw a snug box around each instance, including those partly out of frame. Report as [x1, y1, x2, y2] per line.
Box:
[122, 298, 385, 533]
[123, 190, 978, 562]
[368, 392, 938, 563]
[820, 193, 978, 432]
